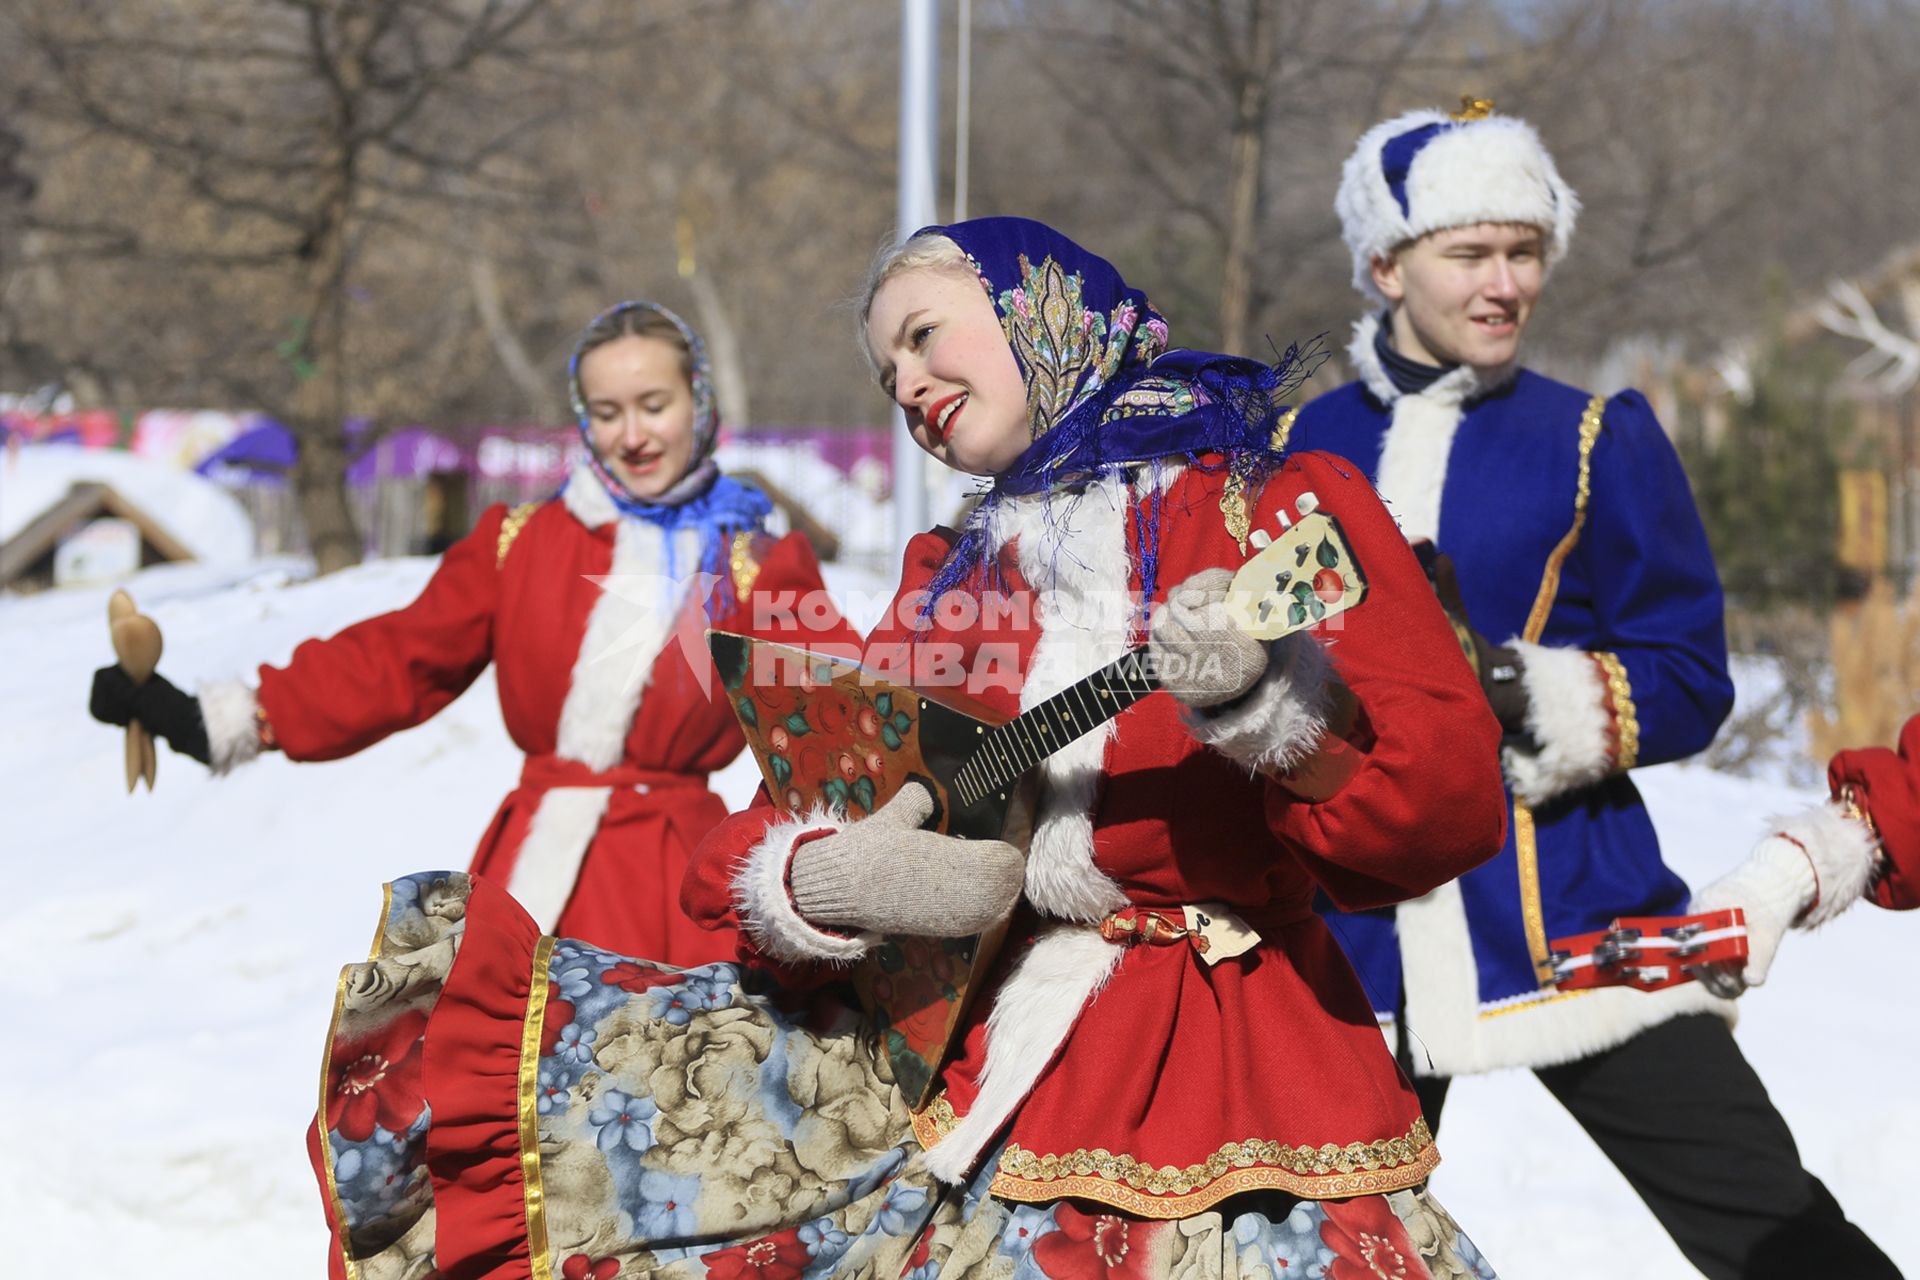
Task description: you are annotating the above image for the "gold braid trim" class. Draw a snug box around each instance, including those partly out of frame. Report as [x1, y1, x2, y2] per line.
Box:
[1513, 393, 1607, 988]
[496, 501, 541, 569]
[1839, 784, 1878, 839]
[1513, 804, 1556, 986]
[1520, 394, 1606, 643]
[1271, 404, 1301, 453]
[984, 1117, 1438, 1220]
[1592, 651, 1641, 772]
[729, 530, 763, 599]
[910, 1092, 960, 1148]
[518, 935, 557, 1280]
[1220, 405, 1303, 553]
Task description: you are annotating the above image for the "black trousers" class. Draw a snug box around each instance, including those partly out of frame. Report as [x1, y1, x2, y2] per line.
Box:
[1414, 1014, 1900, 1279]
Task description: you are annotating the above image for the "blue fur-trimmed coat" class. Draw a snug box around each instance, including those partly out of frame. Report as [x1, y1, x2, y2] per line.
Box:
[1286, 315, 1737, 1075]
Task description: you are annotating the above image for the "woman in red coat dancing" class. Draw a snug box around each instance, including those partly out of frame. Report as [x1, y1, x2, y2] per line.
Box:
[88, 301, 847, 961]
[310, 219, 1512, 1279]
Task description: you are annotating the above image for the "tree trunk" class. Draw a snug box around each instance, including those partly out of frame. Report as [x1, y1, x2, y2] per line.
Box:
[294, 424, 362, 575]
[685, 266, 751, 428]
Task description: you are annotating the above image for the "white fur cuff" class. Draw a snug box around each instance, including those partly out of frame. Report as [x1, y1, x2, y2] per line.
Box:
[198, 678, 264, 776]
[1773, 800, 1884, 929]
[1182, 633, 1335, 775]
[732, 806, 874, 966]
[1502, 641, 1612, 807]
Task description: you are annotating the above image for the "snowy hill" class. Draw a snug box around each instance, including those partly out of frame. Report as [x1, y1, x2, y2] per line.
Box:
[1, 555, 1913, 1278]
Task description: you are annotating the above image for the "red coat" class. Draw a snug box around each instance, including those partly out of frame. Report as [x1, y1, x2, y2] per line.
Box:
[687, 451, 1507, 1217]
[1828, 714, 1920, 911]
[259, 466, 851, 962]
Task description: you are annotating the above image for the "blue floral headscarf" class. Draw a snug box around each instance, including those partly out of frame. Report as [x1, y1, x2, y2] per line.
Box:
[566, 300, 772, 597]
[911, 217, 1321, 614]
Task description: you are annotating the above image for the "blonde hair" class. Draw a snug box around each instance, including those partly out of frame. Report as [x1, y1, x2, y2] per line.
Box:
[856, 231, 977, 376]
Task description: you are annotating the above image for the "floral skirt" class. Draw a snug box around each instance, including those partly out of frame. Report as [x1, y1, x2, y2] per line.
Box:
[313, 872, 1497, 1280]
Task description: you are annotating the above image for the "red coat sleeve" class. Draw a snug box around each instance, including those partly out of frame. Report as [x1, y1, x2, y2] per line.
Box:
[1255, 453, 1509, 910]
[257, 504, 505, 761]
[1829, 714, 1920, 911]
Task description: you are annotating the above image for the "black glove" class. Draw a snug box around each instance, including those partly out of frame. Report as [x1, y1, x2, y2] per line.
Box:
[90, 666, 212, 766]
[1412, 543, 1531, 737]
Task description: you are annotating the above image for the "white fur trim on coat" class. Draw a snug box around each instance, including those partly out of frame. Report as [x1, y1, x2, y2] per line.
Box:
[507, 787, 614, 933]
[556, 507, 702, 770]
[198, 677, 264, 776]
[1501, 640, 1614, 808]
[500, 459, 702, 921]
[1337, 109, 1579, 306]
[1769, 800, 1884, 929]
[561, 456, 620, 528]
[1183, 632, 1335, 775]
[1391, 877, 1735, 1076]
[923, 924, 1124, 1184]
[917, 472, 1146, 1184]
[1349, 314, 1514, 541]
[731, 805, 874, 966]
[991, 476, 1133, 924]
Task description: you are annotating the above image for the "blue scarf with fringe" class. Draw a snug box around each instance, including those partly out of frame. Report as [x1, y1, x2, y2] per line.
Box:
[915, 217, 1321, 619]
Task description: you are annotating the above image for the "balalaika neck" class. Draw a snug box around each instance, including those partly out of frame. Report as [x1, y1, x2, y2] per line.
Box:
[949, 647, 1159, 808]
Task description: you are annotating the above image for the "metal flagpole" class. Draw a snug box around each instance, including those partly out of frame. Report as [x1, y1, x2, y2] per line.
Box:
[892, 0, 939, 547]
[953, 0, 971, 223]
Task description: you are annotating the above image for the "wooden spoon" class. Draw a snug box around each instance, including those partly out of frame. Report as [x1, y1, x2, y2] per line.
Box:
[108, 590, 163, 792]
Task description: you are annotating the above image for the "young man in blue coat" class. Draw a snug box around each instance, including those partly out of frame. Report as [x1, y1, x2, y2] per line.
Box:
[1286, 102, 1898, 1278]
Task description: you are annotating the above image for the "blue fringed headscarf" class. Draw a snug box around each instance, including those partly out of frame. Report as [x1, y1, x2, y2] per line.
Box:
[909, 217, 1321, 620]
[566, 301, 773, 608]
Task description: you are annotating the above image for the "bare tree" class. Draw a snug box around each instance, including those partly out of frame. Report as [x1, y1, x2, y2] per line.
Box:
[9, 0, 622, 570]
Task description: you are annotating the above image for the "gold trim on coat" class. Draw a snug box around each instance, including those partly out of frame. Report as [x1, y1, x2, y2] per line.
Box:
[1271, 404, 1302, 453]
[987, 1118, 1438, 1219]
[1220, 406, 1303, 552]
[518, 935, 557, 1280]
[729, 530, 763, 599]
[496, 501, 541, 569]
[1513, 393, 1607, 987]
[1512, 805, 1557, 986]
[1519, 395, 1605, 642]
[1593, 651, 1641, 771]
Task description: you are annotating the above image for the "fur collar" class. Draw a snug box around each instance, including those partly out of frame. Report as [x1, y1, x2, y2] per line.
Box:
[1348, 312, 1516, 410]
[987, 475, 1135, 923]
[561, 455, 619, 529]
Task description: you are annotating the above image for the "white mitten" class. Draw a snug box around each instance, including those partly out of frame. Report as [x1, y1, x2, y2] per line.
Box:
[1688, 836, 1815, 997]
[1148, 568, 1268, 708]
[788, 783, 1025, 938]
[1689, 801, 1884, 996]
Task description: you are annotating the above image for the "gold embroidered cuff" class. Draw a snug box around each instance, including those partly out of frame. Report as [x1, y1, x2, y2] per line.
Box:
[1592, 651, 1640, 772]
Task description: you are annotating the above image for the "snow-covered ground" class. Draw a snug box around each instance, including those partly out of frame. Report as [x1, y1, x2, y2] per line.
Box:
[2, 552, 1914, 1278]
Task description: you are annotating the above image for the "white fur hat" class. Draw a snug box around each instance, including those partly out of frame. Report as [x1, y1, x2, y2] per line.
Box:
[1336, 105, 1579, 304]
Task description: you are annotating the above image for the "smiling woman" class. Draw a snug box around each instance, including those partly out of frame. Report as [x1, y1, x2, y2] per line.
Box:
[88, 299, 855, 963]
[572, 305, 704, 501]
[861, 240, 1031, 475]
[304, 218, 1511, 1280]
